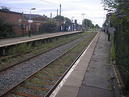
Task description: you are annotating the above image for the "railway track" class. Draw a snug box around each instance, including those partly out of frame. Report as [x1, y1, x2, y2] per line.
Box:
[0, 32, 97, 97]
[0, 32, 83, 72]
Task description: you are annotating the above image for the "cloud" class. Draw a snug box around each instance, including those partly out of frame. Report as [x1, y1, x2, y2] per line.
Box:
[0, 0, 36, 4]
[0, 0, 106, 26]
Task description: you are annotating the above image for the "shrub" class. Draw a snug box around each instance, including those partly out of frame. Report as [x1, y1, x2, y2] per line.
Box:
[40, 21, 58, 33]
[0, 17, 15, 38]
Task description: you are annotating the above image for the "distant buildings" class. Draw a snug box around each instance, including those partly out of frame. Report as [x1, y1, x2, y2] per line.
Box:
[0, 9, 25, 35]
[0, 9, 48, 36]
[0, 9, 82, 37]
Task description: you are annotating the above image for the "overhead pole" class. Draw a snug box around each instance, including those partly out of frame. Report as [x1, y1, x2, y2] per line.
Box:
[50, 12, 52, 18]
[57, 9, 58, 16]
[82, 13, 85, 21]
[81, 13, 85, 32]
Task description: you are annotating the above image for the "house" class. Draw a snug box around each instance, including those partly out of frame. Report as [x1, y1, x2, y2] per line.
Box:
[31, 16, 48, 34]
[0, 9, 27, 36]
[0, 10, 48, 36]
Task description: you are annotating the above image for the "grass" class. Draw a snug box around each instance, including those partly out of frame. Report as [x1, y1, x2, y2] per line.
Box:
[8, 44, 31, 55]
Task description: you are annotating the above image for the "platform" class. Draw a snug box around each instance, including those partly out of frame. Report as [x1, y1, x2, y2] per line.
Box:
[0, 31, 80, 48]
[50, 32, 120, 97]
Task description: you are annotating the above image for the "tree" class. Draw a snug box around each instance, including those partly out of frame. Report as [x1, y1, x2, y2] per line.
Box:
[102, 0, 129, 16]
[0, 17, 14, 38]
[39, 21, 58, 33]
[64, 17, 72, 26]
[0, 6, 10, 11]
[54, 16, 72, 31]
[95, 24, 100, 28]
[54, 15, 65, 21]
[102, 0, 117, 9]
[102, 0, 129, 95]
[64, 17, 72, 31]
[82, 19, 94, 30]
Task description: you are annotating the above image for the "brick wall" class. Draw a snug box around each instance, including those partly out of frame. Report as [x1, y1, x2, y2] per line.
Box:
[0, 10, 26, 35]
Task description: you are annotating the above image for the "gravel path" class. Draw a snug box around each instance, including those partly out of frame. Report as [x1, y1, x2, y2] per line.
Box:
[0, 33, 91, 96]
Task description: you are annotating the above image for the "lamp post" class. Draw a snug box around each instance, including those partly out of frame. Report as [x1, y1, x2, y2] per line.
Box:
[28, 8, 36, 37]
[82, 13, 85, 20]
[71, 17, 74, 31]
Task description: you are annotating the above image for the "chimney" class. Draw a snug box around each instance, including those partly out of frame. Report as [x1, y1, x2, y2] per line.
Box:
[60, 4, 61, 16]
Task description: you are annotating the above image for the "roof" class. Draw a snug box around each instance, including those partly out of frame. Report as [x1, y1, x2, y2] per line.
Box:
[23, 14, 42, 19]
[0, 9, 22, 15]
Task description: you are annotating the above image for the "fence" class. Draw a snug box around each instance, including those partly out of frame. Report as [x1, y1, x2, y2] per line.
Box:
[113, 19, 129, 95]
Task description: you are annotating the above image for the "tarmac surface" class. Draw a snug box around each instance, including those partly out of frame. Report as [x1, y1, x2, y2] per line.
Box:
[51, 32, 120, 97]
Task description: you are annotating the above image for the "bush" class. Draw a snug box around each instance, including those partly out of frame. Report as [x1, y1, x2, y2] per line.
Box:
[40, 21, 58, 33]
[0, 17, 15, 38]
[111, 42, 116, 61]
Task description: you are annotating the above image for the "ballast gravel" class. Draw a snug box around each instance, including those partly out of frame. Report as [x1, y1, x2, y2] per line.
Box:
[0, 34, 90, 96]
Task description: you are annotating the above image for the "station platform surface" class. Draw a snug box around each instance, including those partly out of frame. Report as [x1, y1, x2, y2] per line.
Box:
[50, 32, 120, 97]
[0, 31, 80, 48]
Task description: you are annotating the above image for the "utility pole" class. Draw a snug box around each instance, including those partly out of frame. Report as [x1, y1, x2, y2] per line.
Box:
[50, 12, 52, 22]
[81, 13, 85, 32]
[50, 12, 52, 18]
[28, 8, 36, 37]
[71, 17, 74, 31]
[81, 13, 85, 21]
[57, 9, 58, 16]
[59, 4, 62, 31]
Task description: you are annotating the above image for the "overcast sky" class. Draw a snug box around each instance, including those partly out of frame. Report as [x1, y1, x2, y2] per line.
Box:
[0, 0, 107, 26]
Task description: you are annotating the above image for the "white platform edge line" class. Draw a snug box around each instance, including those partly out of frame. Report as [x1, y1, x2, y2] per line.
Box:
[50, 32, 100, 97]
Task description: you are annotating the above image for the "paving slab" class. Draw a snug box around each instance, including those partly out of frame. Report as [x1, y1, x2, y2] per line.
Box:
[55, 86, 79, 97]
[82, 33, 111, 90]
[77, 32, 120, 97]
[64, 70, 86, 87]
[77, 85, 113, 97]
